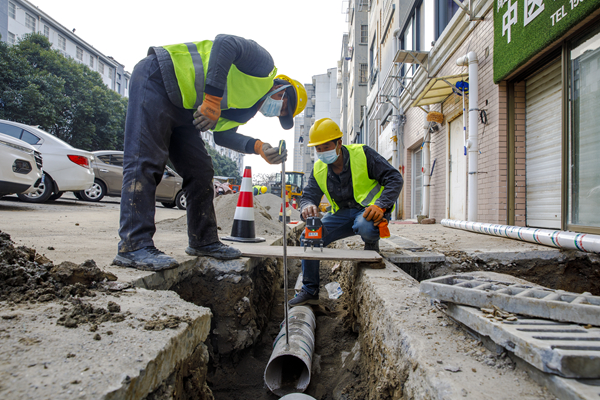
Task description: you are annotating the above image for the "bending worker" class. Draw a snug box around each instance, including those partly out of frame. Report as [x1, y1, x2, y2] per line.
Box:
[289, 118, 403, 307]
[114, 34, 306, 271]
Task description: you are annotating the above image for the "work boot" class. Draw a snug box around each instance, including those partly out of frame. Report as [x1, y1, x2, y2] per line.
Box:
[288, 289, 320, 307]
[112, 246, 178, 271]
[364, 240, 380, 253]
[185, 241, 242, 260]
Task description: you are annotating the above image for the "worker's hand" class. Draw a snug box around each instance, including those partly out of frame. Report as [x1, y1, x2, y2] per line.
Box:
[301, 204, 319, 220]
[363, 205, 385, 225]
[193, 94, 222, 132]
[254, 140, 287, 164]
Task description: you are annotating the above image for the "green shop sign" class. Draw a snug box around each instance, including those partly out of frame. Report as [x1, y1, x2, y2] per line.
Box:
[494, 0, 600, 82]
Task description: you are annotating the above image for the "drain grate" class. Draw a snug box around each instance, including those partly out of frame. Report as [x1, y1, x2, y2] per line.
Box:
[420, 275, 600, 326]
[446, 303, 600, 378]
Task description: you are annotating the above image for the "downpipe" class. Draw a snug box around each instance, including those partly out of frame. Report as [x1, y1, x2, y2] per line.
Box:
[442, 219, 600, 253]
[264, 305, 316, 396]
[456, 52, 479, 222]
[423, 106, 431, 217]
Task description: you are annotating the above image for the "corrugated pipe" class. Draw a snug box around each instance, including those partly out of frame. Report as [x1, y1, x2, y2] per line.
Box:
[441, 219, 600, 253]
[264, 306, 316, 396]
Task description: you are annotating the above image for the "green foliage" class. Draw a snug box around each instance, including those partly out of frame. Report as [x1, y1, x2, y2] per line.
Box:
[206, 147, 242, 184]
[0, 33, 127, 150]
[494, 0, 600, 82]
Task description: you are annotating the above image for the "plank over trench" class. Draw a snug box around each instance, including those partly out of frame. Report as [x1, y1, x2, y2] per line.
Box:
[235, 244, 382, 262]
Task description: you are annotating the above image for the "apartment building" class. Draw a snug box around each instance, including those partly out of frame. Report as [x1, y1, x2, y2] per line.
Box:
[352, 0, 600, 234]
[0, 0, 130, 97]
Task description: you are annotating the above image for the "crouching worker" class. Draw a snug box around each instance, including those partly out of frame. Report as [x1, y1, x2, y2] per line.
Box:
[289, 118, 403, 307]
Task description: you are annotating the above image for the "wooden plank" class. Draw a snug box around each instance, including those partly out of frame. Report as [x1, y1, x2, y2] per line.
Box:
[234, 244, 382, 262]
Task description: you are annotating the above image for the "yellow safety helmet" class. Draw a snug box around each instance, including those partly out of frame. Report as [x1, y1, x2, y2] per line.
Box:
[308, 118, 343, 147]
[260, 185, 267, 194]
[274, 74, 307, 130]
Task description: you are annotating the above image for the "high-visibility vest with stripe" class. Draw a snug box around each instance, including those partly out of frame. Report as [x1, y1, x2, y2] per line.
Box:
[161, 41, 277, 131]
[313, 144, 385, 213]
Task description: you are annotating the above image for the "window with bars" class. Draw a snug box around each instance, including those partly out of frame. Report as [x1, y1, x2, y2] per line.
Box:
[89, 56, 94, 68]
[43, 25, 49, 38]
[359, 63, 368, 84]
[8, 32, 16, 45]
[99, 62, 105, 74]
[8, 2, 15, 19]
[76, 47, 83, 61]
[58, 35, 66, 51]
[361, 25, 368, 43]
[108, 68, 113, 78]
[25, 14, 36, 31]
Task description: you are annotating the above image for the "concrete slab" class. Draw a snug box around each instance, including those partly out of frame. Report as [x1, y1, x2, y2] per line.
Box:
[0, 288, 211, 399]
[421, 274, 600, 325]
[446, 303, 600, 378]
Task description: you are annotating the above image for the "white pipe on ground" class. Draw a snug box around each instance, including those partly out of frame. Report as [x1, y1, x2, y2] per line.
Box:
[456, 52, 479, 222]
[264, 305, 316, 396]
[441, 219, 600, 253]
[423, 106, 430, 217]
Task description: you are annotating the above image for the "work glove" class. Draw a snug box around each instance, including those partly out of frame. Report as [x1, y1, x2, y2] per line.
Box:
[193, 94, 222, 132]
[363, 205, 385, 226]
[254, 140, 287, 165]
[378, 218, 391, 239]
[301, 204, 319, 220]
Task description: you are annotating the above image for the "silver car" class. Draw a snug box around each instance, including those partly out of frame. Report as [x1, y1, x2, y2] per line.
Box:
[77, 150, 186, 209]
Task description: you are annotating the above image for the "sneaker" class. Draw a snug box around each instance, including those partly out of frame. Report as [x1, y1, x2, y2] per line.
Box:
[288, 289, 320, 307]
[185, 241, 242, 260]
[364, 240, 380, 252]
[112, 246, 178, 271]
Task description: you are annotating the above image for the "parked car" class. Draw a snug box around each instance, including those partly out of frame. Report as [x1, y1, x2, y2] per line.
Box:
[0, 132, 43, 197]
[0, 120, 95, 203]
[77, 150, 186, 209]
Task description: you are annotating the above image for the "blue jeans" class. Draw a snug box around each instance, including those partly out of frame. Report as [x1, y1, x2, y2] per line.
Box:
[118, 55, 218, 253]
[301, 208, 380, 295]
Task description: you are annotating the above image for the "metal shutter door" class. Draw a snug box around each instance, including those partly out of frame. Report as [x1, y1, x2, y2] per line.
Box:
[525, 60, 562, 229]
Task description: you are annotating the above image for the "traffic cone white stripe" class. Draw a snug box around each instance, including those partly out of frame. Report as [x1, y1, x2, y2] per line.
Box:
[223, 166, 265, 243]
[240, 176, 253, 193]
[233, 207, 255, 221]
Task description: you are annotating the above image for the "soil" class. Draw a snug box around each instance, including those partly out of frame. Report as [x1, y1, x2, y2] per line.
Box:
[254, 193, 302, 222]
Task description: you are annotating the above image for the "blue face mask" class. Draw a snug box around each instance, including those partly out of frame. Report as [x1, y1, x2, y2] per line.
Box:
[317, 147, 339, 164]
[259, 85, 290, 117]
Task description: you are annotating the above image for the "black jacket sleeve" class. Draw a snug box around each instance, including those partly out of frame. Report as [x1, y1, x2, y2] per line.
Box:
[213, 128, 259, 154]
[363, 146, 403, 210]
[204, 34, 275, 98]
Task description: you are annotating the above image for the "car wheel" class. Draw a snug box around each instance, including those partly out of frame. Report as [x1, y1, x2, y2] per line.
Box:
[74, 191, 83, 200]
[161, 201, 176, 208]
[175, 191, 187, 210]
[17, 175, 54, 203]
[48, 191, 64, 201]
[80, 179, 106, 202]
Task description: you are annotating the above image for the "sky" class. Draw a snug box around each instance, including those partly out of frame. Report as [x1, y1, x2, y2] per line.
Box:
[30, 0, 350, 175]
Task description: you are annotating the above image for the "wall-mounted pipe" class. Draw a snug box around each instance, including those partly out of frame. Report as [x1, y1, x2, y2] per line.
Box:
[423, 106, 431, 217]
[264, 306, 316, 396]
[456, 52, 479, 222]
[442, 219, 600, 253]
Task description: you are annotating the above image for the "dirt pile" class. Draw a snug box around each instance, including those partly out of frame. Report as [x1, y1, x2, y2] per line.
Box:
[254, 193, 301, 221]
[0, 230, 117, 303]
[57, 299, 129, 329]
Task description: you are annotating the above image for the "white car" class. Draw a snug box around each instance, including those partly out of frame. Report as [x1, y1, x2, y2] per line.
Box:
[0, 119, 95, 202]
[0, 132, 43, 197]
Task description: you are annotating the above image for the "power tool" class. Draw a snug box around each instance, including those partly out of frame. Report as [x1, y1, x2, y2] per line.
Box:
[302, 216, 326, 251]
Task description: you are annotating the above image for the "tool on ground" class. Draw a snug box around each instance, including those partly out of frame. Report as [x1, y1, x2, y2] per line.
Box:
[279, 140, 289, 346]
[301, 217, 325, 252]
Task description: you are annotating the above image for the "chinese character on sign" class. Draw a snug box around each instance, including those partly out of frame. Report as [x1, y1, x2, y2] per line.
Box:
[524, 0, 545, 26]
[497, 0, 508, 12]
[503, 0, 518, 44]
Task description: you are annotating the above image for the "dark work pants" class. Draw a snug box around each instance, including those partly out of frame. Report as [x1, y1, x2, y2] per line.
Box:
[118, 55, 218, 253]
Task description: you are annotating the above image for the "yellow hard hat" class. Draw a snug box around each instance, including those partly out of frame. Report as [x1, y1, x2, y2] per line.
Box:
[260, 186, 267, 194]
[275, 74, 307, 129]
[308, 118, 343, 147]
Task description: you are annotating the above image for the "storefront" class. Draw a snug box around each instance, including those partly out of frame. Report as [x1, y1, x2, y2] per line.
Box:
[495, 0, 600, 233]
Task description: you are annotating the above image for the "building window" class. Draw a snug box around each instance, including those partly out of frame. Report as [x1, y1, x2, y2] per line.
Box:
[89, 56, 94, 68]
[76, 47, 83, 61]
[117, 73, 121, 80]
[361, 25, 368, 43]
[99, 62, 104, 75]
[43, 25, 49, 38]
[58, 35, 66, 51]
[108, 68, 113, 78]
[125, 79, 128, 88]
[117, 82, 121, 93]
[8, 32, 16, 45]
[435, 0, 460, 40]
[359, 63, 368, 84]
[8, 2, 16, 19]
[25, 14, 36, 32]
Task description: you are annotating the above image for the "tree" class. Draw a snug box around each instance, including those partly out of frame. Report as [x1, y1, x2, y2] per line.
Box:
[0, 33, 127, 151]
[205, 147, 242, 184]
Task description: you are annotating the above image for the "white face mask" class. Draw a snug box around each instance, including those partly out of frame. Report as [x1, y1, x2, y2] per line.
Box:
[316, 147, 339, 164]
[259, 85, 290, 117]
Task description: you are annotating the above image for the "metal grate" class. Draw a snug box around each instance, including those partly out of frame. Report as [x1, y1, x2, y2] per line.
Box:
[420, 275, 600, 326]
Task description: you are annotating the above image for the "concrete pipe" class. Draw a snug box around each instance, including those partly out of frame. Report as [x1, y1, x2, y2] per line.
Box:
[441, 219, 600, 253]
[264, 305, 316, 396]
[280, 394, 317, 399]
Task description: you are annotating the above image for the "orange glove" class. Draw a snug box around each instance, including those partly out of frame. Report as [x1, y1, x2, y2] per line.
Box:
[194, 94, 222, 131]
[378, 218, 390, 239]
[363, 205, 385, 224]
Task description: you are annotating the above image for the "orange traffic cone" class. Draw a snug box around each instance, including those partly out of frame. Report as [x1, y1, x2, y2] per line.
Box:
[223, 166, 265, 243]
[291, 197, 297, 209]
[279, 190, 291, 223]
